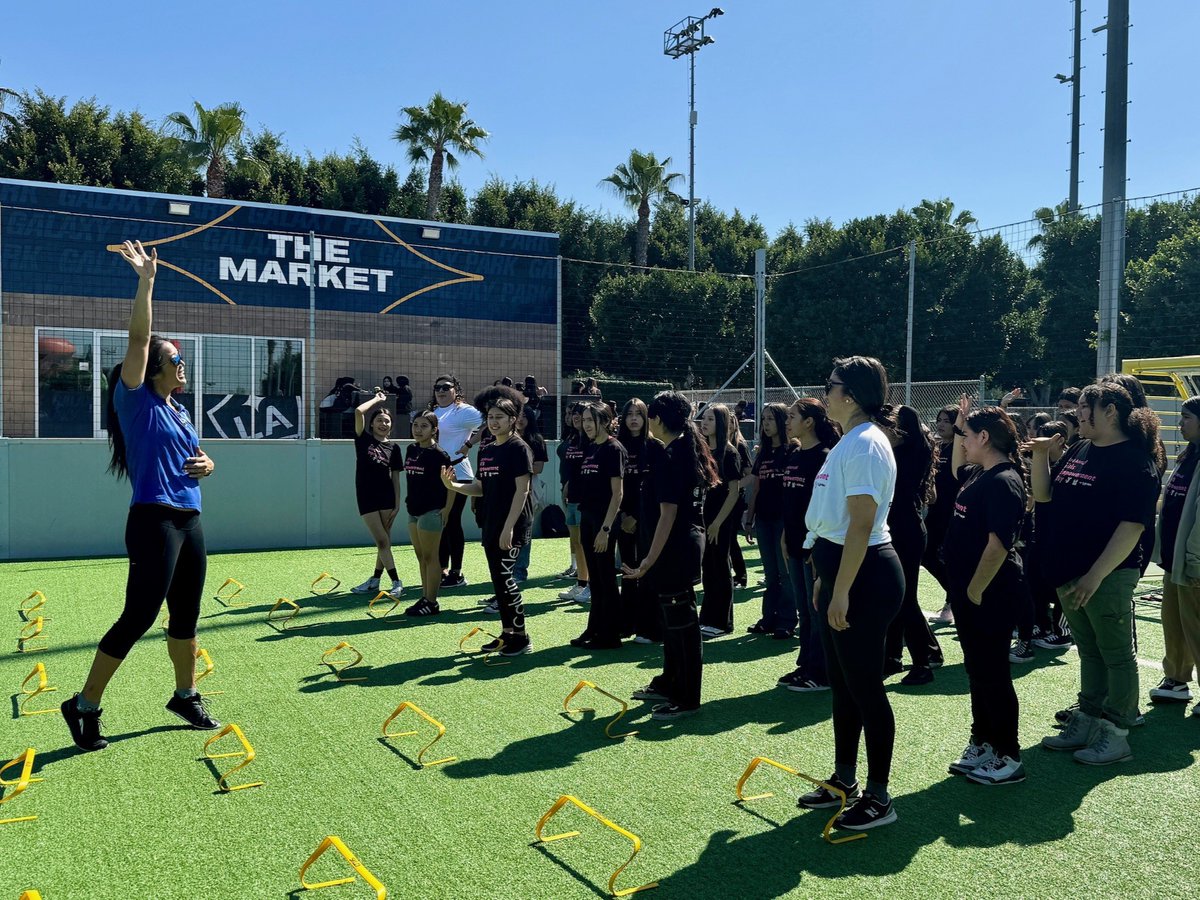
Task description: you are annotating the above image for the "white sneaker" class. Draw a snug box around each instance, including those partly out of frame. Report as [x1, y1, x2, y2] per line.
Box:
[966, 755, 1026, 785]
[558, 584, 583, 601]
[351, 577, 381, 594]
[1149, 677, 1193, 703]
[929, 604, 954, 625]
[387, 582, 404, 599]
[575, 585, 592, 603]
[948, 742, 994, 776]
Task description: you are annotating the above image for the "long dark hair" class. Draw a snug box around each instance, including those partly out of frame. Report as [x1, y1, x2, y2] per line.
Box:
[1102, 373, 1167, 474]
[518, 404, 546, 457]
[1178, 395, 1200, 464]
[618, 398, 649, 453]
[704, 403, 733, 453]
[965, 406, 1023, 470]
[832, 355, 897, 432]
[582, 400, 614, 441]
[791, 397, 841, 449]
[106, 335, 170, 480]
[893, 404, 937, 506]
[1079, 382, 1162, 465]
[427, 373, 463, 411]
[758, 402, 789, 449]
[647, 390, 720, 490]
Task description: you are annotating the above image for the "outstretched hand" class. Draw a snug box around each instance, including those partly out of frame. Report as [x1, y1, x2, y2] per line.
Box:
[117, 240, 157, 280]
[956, 392, 972, 426]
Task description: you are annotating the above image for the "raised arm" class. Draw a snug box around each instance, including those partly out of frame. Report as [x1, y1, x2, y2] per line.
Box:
[116, 240, 157, 388]
[354, 391, 388, 436]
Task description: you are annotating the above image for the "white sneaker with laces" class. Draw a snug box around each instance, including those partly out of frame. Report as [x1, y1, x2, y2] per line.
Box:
[558, 584, 583, 601]
[387, 582, 404, 599]
[576, 586, 592, 603]
[351, 577, 381, 594]
[949, 742, 995, 775]
[967, 754, 1026, 785]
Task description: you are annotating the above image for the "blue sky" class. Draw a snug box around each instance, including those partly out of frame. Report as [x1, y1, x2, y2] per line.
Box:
[3, 1, 1197, 238]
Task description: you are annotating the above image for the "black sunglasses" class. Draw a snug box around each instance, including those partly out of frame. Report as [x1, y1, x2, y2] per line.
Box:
[434, 384, 454, 392]
[825, 380, 844, 394]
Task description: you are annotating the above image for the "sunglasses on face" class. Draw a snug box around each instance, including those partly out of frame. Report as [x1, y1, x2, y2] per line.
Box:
[170, 353, 184, 367]
[825, 380, 844, 394]
[434, 384, 453, 392]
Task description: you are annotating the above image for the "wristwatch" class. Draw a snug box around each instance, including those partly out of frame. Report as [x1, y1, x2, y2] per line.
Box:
[953, 425, 967, 437]
[601, 525, 611, 534]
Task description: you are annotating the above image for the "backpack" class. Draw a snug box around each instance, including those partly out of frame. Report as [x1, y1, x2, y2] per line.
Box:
[540, 504, 568, 539]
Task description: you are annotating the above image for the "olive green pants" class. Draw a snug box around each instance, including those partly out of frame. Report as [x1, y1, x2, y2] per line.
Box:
[1059, 568, 1140, 729]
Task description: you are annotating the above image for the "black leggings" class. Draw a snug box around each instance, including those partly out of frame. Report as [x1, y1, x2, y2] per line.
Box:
[483, 539, 526, 633]
[616, 528, 642, 637]
[698, 516, 735, 632]
[951, 586, 1020, 758]
[885, 515, 940, 667]
[99, 504, 206, 660]
[812, 538, 905, 787]
[581, 509, 621, 643]
[439, 491, 468, 573]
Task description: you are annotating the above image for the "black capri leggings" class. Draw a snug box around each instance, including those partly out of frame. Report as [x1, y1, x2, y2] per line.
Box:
[812, 537, 905, 788]
[439, 491, 468, 573]
[98, 504, 207, 660]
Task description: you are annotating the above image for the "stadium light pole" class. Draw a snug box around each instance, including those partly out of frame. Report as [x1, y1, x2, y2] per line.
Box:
[1055, 0, 1084, 213]
[1095, 0, 1129, 378]
[664, 8, 723, 272]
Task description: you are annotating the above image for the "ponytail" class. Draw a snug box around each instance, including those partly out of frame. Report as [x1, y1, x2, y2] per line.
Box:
[965, 406, 1023, 471]
[647, 390, 720, 490]
[832, 355, 897, 435]
[1080, 382, 1162, 469]
[106, 335, 169, 481]
[791, 397, 841, 450]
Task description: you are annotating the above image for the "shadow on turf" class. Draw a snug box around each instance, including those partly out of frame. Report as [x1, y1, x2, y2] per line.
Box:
[652, 715, 1200, 899]
[29, 724, 188, 772]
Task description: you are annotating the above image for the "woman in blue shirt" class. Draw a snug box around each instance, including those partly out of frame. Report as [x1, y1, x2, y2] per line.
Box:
[62, 241, 219, 753]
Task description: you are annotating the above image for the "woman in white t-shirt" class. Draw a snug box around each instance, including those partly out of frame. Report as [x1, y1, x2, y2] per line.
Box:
[796, 355, 905, 833]
[428, 374, 483, 587]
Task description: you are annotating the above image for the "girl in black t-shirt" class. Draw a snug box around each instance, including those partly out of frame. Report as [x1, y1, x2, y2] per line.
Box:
[403, 411, 454, 617]
[571, 402, 628, 649]
[1032, 381, 1162, 764]
[698, 403, 742, 638]
[618, 399, 659, 642]
[884, 405, 942, 684]
[441, 386, 534, 656]
[623, 391, 719, 720]
[351, 391, 404, 599]
[777, 398, 840, 691]
[943, 403, 1028, 785]
[558, 404, 592, 601]
[745, 403, 795, 638]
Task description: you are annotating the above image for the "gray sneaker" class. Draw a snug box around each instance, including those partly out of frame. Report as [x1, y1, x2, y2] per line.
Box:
[1042, 710, 1098, 751]
[1073, 718, 1132, 765]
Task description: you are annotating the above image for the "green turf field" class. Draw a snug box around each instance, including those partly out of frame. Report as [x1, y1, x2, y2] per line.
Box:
[2, 539, 1197, 899]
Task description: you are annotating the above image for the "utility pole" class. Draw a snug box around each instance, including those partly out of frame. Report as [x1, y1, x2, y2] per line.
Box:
[1096, 0, 1129, 377]
[1055, 0, 1083, 213]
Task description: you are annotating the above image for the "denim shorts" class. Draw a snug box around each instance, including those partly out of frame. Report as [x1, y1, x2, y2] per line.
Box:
[565, 502, 582, 528]
[409, 510, 444, 532]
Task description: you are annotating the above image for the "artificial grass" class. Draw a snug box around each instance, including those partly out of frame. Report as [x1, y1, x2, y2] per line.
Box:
[1, 538, 1197, 899]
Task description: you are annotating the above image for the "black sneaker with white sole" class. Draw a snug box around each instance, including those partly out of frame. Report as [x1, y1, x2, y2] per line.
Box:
[1149, 677, 1193, 703]
[404, 597, 441, 617]
[61, 694, 108, 752]
[1032, 632, 1073, 650]
[650, 703, 699, 721]
[835, 793, 897, 831]
[632, 684, 668, 702]
[165, 692, 221, 730]
[441, 571, 467, 588]
[797, 775, 861, 809]
[786, 678, 830, 693]
[499, 634, 532, 656]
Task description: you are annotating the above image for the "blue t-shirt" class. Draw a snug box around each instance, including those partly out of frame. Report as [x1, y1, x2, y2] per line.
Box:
[114, 380, 202, 511]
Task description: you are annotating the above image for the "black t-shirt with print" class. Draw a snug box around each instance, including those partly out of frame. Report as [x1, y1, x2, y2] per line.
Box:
[563, 434, 587, 503]
[404, 443, 452, 516]
[576, 438, 627, 517]
[781, 444, 829, 558]
[704, 444, 743, 524]
[1161, 452, 1198, 572]
[942, 462, 1027, 595]
[477, 435, 534, 544]
[620, 438, 647, 517]
[355, 431, 400, 513]
[752, 443, 788, 521]
[637, 438, 668, 558]
[1046, 439, 1162, 587]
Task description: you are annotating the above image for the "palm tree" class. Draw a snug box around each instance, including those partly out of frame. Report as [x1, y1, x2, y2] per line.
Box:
[913, 197, 977, 230]
[165, 101, 264, 199]
[601, 150, 684, 267]
[0, 84, 19, 131]
[393, 93, 488, 220]
[1027, 202, 1070, 250]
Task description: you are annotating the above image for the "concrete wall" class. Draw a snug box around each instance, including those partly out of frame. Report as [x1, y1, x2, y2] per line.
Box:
[0, 438, 562, 560]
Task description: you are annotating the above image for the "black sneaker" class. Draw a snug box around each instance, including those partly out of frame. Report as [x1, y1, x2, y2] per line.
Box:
[746, 621, 771, 635]
[929, 652, 945, 669]
[777, 669, 805, 687]
[1055, 702, 1080, 725]
[404, 597, 441, 617]
[62, 694, 108, 752]
[632, 684, 669, 701]
[165, 692, 221, 730]
[733, 576, 748, 589]
[650, 703, 699, 721]
[900, 666, 934, 686]
[836, 793, 897, 831]
[771, 629, 795, 640]
[1032, 632, 1073, 650]
[569, 632, 594, 648]
[441, 571, 467, 588]
[499, 633, 532, 656]
[787, 678, 830, 693]
[798, 775, 860, 809]
[480, 638, 503, 653]
[882, 657, 905, 678]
